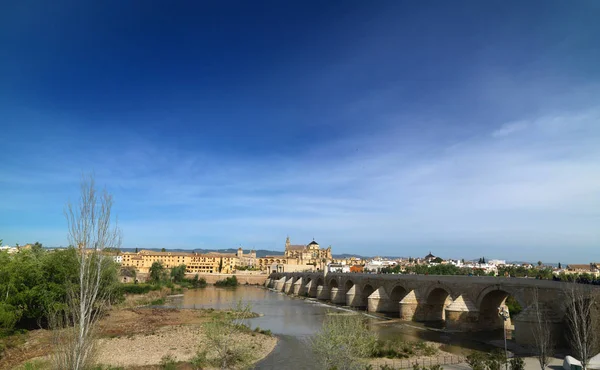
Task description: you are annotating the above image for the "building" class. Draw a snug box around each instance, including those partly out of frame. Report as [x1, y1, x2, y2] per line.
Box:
[364, 258, 396, 272]
[565, 263, 599, 275]
[327, 263, 351, 273]
[121, 249, 238, 274]
[235, 248, 257, 268]
[0, 245, 19, 254]
[257, 237, 334, 272]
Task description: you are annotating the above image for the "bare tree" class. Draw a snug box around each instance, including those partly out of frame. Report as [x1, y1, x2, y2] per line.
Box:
[53, 175, 121, 370]
[564, 284, 599, 370]
[531, 288, 553, 369]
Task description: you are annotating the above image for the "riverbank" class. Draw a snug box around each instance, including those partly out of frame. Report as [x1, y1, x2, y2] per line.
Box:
[2, 294, 277, 370]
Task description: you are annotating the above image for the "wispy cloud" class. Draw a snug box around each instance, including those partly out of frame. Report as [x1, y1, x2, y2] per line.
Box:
[492, 121, 528, 137]
[4, 106, 599, 261]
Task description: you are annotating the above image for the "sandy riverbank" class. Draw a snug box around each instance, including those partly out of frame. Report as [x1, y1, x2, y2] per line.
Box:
[2, 305, 277, 370]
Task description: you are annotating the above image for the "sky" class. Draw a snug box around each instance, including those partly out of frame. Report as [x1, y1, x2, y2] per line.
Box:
[1, 1, 600, 262]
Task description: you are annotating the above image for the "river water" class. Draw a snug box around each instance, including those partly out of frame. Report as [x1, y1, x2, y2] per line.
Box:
[162, 286, 502, 369]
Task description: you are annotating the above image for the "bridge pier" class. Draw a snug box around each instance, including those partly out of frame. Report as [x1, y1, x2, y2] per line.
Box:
[368, 287, 396, 313]
[330, 287, 346, 304]
[444, 295, 479, 331]
[305, 280, 317, 297]
[265, 278, 272, 288]
[399, 290, 424, 321]
[317, 285, 330, 300]
[292, 277, 305, 295]
[274, 276, 287, 291]
[284, 277, 294, 294]
[346, 285, 364, 308]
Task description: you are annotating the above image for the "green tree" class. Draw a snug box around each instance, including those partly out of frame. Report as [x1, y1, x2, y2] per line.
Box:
[538, 261, 543, 267]
[135, 247, 138, 253]
[161, 248, 166, 252]
[558, 262, 562, 269]
[149, 262, 165, 284]
[31, 242, 43, 254]
[311, 314, 377, 370]
[170, 264, 186, 283]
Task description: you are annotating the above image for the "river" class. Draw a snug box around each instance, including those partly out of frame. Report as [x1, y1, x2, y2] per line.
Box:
[162, 285, 503, 369]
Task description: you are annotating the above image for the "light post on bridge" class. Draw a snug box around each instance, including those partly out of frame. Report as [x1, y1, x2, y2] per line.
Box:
[498, 306, 510, 370]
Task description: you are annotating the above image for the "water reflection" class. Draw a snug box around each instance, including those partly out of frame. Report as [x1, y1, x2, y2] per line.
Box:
[163, 286, 500, 368]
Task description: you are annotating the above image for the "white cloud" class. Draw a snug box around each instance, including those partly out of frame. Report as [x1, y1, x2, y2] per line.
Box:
[3, 107, 600, 262]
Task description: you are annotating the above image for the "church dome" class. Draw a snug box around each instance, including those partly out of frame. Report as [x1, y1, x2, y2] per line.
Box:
[308, 240, 319, 246]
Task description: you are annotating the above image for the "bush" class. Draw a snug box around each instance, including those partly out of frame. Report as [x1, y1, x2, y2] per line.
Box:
[466, 352, 486, 370]
[160, 354, 177, 370]
[509, 357, 524, 370]
[466, 350, 506, 370]
[191, 275, 207, 288]
[215, 275, 238, 287]
[0, 303, 21, 335]
[150, 298, 165, 306]
[312, 314, 377, 370]
[190, 350, 209, 369]
[371, 339, 437, 359]
[119, 283, 159, 295]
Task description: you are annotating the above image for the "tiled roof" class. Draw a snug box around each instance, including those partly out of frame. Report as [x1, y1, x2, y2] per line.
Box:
[567, 264, 597, 271]
[287, 245, 306, 251]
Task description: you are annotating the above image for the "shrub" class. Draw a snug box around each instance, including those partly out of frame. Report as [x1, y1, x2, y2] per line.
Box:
[119, 283, 160, 295]
[466, 352, 486, 370]
[190, 350, 209, 369]
[191, 274, 207, 288]
[160, 354, 177, 370]
[312, 314, 378, 370]
[0, 303, 21, 335]
[510, 357, 525, 370]
[215, 275, 238, 287]
[150, 298, 165, 306]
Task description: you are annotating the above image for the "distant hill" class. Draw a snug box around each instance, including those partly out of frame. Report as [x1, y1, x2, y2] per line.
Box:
[333, 253, 368, 259]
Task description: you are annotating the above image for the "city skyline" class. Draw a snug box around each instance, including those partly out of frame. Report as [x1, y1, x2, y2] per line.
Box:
[2, 2, 600, 261]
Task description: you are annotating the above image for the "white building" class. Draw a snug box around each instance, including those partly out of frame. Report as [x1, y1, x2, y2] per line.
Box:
[113, 255, 123, 264]
[0, 245, 18, 254]
[327, 263, 350, 273]
[364, 259, 396, 272]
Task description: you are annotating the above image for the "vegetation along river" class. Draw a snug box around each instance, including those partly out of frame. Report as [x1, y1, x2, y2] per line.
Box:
[161, 285, 503, 369]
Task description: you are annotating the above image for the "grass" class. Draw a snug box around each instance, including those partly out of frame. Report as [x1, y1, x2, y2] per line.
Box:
[0, 330, 28, 360]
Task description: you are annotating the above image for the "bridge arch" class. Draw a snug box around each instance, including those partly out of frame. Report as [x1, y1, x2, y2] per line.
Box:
[316, 277, 324, 286]
[359, 283, 376, 308]
[345, 279, 355, 292]
[328, 278, 339, 289]
[477, 286, 523, 331]
[422, 285, 453, 321]
[389, 284, 409, 303]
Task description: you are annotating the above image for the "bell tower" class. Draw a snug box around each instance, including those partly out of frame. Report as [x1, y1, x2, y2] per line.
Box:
[285, 235, 290, 250]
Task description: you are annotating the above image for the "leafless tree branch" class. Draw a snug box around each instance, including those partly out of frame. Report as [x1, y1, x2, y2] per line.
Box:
[52, 174, 121, 370]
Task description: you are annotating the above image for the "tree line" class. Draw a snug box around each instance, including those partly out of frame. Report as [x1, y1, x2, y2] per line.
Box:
[0, 244, 121, 336]
[380, 263, 600, 285]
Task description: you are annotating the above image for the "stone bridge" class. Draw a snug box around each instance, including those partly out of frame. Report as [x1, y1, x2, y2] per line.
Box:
[266, 271, 600, 346]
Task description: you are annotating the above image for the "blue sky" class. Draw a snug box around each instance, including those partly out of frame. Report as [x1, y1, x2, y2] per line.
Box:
[1, 1, 599, 262]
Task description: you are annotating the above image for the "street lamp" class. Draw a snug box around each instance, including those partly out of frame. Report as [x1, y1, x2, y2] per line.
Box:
[498, 306, 510, 370]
